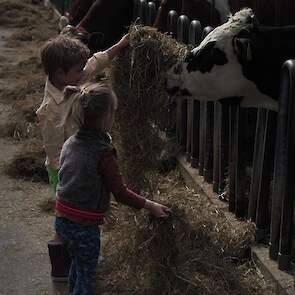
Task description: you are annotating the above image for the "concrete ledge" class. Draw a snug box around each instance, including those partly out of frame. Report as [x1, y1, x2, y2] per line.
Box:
[252, 245, 294, 294]
[177, 154, 295, 295]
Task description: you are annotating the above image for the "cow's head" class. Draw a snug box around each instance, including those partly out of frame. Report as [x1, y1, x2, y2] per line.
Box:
[167, 8, 278, 111]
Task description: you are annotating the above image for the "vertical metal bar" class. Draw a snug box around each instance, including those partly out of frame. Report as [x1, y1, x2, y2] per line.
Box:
[191, 100, 200, 168]
[180, 98, 188, 149]
[269, 60, 295, 263]
[186, 20, 201, 163]
[204, 102, 214, 183]
[176, 14, 189, 154]
[199, 102, 206, 176]
[255, 111, 277, 243]
[277, 60, 295, 271]
[228, 105, 238, 213]
[235, 109, 252, 218]
[188, 20, 201, 168]
[177, 15, 190, 44]
[235, 108, 245, 218]
[199, 27, 214, 179]
[138, 0, 147, 25]
[219, 105, 230, 195]
[213, 102, 221, 192]
[176, 96, 181, 146]
[248, 108, 267, 222]
[188, 20, 202, 46]
[269, 116, 284, 260]
[186, 97, 192, 162]
[146, 2, 157, 26]
[167, 10, 178, 37]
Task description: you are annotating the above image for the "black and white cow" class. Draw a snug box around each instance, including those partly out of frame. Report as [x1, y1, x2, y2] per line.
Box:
[167, 8, 295, 111]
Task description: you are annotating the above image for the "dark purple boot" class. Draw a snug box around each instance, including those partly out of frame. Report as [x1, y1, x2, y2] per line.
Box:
[48, 240, 71, 282]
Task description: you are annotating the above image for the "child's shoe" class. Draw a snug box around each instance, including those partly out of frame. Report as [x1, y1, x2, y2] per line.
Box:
[48, 240, 71, 282]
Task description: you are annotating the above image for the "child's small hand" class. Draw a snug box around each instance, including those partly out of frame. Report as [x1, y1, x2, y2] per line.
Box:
[145, 199, 170, 218]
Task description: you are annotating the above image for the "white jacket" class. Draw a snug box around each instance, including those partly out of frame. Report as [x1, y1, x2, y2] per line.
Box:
[36, 51, 109, 169]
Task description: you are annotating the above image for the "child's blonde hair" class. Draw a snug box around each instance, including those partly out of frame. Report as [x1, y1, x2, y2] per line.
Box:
[62, 83, 117, 131]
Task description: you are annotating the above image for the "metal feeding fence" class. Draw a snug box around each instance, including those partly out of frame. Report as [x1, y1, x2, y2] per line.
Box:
[133, 0, 295, 272]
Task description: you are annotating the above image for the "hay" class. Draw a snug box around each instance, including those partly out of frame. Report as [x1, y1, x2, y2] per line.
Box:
[38, 197, 55, 213]
[96, 171, 273, 295]
[112, 25, 186, 192]
[0, 0, 56, 29]
[5, 139, 47, 183]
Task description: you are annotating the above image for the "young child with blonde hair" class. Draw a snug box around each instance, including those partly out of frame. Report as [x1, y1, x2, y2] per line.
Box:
[55, 82, 170, 295]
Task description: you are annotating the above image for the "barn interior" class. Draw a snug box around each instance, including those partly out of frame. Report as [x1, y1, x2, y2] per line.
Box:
[0, 0, 295, 294]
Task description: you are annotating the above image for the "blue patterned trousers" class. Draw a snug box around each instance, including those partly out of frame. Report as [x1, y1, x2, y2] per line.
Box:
[55, 217, 100, 295]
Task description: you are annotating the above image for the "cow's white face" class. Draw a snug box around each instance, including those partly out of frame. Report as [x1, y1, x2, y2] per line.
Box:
[167, 8, 278, 111]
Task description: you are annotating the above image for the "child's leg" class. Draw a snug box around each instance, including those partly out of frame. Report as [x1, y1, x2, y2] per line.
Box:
[68, 255, 77, 293]
[46, 166, 59, 198]
[55, 217, 100, 295]
[72, 226, 100, 295]
[47, 166, 60, 241]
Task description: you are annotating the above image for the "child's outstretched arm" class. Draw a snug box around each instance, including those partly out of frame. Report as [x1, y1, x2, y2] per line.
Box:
[100, 148, 170, 217]
[103, 34, 129, 60]
[80, 34, 129, 84]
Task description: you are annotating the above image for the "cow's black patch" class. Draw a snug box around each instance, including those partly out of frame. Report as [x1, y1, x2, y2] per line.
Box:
[186, 41, 228, 73]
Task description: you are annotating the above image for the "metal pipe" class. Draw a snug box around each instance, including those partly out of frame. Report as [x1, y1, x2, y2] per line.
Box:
[146, 2, 157, 26]
[277, 60, 295, 270]
[167, 10, 178, 37]
[177, 15, 190, 44]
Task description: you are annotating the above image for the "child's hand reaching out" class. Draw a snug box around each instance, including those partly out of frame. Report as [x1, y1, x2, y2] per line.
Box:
[145, 199, 170, 218]
[105, 33, 129, 60]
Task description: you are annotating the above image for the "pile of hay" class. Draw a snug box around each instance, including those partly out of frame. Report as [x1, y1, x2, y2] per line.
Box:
[96, 171, 273, 295]
[0, 0, 58, 181]
[5, 139, 47, 183]
[112, 25, 187, 193]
